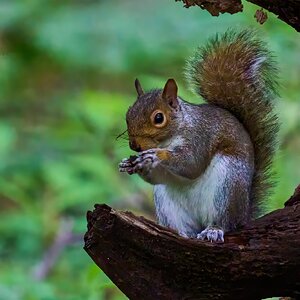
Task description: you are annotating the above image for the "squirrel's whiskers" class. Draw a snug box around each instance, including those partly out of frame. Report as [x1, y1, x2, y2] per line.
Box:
[116, 129, 129, 141]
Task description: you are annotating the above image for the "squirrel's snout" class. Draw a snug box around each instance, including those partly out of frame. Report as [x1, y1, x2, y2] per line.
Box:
[129, 139, 142, 152]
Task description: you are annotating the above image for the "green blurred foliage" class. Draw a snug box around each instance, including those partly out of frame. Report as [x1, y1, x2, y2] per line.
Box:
[0, 0, 299, 299]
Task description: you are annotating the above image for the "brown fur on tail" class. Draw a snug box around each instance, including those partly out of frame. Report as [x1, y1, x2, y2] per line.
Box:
[185, 30, 279, 215]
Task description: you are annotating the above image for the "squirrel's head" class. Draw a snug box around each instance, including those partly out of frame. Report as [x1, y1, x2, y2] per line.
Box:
[126, 78, 181, 152]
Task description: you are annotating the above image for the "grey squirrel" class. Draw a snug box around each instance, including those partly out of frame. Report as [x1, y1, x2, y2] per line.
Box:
[119, 30, 279, 242]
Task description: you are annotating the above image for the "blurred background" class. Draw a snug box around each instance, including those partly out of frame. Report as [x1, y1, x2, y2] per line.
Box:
[0, 0, 299, 299]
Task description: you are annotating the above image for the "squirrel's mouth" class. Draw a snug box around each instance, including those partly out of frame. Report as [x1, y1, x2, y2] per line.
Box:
[128, 136, 159, 152]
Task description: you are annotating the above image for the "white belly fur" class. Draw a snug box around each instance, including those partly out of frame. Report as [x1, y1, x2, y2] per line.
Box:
[154, 154, 230, 235]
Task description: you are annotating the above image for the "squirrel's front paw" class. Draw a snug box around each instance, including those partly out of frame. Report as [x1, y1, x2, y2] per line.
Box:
[197, 226, 224, 243]
[118, 155, 138, 175]
[119, 150, 159, 175]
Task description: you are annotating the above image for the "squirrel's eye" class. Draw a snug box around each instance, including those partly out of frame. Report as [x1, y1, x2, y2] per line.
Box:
[154, 113, 164, 124]
[151, 110, 167, 128]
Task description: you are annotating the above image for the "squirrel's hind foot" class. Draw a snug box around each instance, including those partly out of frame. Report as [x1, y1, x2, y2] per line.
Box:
[197, 226, 224, 243]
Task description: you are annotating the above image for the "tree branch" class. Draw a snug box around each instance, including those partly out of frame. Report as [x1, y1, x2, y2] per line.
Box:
[175, 0, 300, 32]
[84, 185, 300, 299]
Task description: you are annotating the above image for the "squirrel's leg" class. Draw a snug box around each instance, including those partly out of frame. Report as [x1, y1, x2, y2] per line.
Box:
[119, 147, 206, 185]
[154, 184, 199, 238]
[197, 157, 253, 243]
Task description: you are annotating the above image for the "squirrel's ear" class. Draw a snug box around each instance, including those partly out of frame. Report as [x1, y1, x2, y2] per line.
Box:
[162, 79, 178, 109]
[135, 78, 144, 96]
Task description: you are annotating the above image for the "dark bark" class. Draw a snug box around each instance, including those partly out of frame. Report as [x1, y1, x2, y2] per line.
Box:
[175, 0, 300, 32]
[84, 185, 300, 300]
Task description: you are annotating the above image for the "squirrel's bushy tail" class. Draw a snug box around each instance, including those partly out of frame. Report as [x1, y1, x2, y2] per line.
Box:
[185, 29, 279, 215]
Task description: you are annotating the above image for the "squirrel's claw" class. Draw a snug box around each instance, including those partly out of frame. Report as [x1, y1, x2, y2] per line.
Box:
[118, 158, 134, 174]
[119, 150, 159, 175]
[119, 161, 132, 168]
[197, 226, 224, 243]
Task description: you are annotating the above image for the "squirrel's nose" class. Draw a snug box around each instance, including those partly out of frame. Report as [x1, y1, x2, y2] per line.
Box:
[129, 139, 142, 152]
